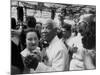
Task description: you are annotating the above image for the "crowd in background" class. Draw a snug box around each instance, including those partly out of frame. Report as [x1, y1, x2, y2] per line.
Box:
[11, 4, 96, 74]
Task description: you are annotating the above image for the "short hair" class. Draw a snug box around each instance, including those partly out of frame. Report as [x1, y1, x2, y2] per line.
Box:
[20, 28, 40, 49]
[43, 19, 57, 30]
[24, 28, 40, 40]
[62, 23, 71, 31]
[26, 16, 36, 28]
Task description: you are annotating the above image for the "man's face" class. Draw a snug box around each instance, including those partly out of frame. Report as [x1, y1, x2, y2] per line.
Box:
[35, 23, 42, 33]
[41, 23, 53, 39]
[62, 28, 71, 39]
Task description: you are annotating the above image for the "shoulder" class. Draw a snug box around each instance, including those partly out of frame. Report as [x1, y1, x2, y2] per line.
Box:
[52, 39, 68, 54]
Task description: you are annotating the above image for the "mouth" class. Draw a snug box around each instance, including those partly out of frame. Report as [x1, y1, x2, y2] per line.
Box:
[30, 43, 37, 47]
[32, 43, 37, 46]
[41, 32, 48, 37]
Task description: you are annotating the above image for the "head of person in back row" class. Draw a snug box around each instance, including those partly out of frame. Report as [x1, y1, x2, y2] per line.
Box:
[77, 14, 95, 36]
[61, 23, 72, 40]
[26, 16, 36, 28]
[35, 22, 42, 34]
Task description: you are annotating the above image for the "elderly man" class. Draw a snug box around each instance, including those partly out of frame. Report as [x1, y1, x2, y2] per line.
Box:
[31, 19, 69, 73]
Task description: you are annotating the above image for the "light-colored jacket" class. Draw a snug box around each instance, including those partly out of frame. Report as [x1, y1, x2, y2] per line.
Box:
[34, 36, 69, 73]
[68, 33, 85, 70]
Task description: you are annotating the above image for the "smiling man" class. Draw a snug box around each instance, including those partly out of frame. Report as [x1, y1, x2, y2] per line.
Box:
[32, 19, 69, 73]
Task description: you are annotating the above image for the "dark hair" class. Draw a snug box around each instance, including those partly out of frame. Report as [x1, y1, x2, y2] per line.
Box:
[82, 35, 95, 49]
[62, 23, 72, 31]
[26, 16, 36, 28]
[20, 28, 40, 50]
[25, 28, 40, 40]
[82, 21, 96, 49]
[11, 18, 16, 29]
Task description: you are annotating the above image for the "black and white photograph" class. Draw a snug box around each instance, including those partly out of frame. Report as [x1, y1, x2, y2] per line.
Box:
[11, 0, 96, 74]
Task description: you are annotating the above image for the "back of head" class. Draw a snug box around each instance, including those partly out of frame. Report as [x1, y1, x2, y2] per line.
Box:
[26, 16, 36, 28]
[62, 23, 72, 31]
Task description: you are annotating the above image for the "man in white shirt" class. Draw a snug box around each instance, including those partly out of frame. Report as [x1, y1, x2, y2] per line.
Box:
[33, 19, 69, 73]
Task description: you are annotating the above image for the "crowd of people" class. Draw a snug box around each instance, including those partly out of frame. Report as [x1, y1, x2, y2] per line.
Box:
[11, 6, 96, 74]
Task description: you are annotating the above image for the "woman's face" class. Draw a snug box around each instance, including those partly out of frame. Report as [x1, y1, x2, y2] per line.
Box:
[26, 31, 39, 51]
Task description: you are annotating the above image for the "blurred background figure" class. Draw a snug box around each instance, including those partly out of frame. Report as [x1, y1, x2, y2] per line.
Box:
[51, 6, 56, 20]
[35, 22, 42, 35]
[69, 14, 96, 70]
[61, 23, 72, 40]
[11, 17, 24, 74]
[26, 16, 37, 28]
[81, 14, 96, 69]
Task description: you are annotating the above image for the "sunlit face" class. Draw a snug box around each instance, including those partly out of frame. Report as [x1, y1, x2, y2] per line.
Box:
[26, 32, 39, 51]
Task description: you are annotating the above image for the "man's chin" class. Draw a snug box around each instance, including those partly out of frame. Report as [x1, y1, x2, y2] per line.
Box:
[41, 35, 47, 39]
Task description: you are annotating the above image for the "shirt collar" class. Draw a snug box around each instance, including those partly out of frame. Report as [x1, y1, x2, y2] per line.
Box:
[49, 36, 59, 46]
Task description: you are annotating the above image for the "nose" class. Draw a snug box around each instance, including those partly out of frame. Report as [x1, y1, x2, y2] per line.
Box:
[41, 28, 47, 33]
[32, 40, 36, 44]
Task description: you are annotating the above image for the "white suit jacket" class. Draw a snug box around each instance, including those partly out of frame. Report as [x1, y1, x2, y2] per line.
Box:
[34, 36, 69, 73]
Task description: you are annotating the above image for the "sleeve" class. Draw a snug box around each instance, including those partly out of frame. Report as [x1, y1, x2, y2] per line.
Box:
[35, 49, 69, 72]
[84, 51, 95, 70]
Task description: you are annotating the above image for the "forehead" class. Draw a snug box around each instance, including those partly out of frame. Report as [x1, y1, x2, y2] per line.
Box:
[42, 22, 54, 29]
[26, 32, 37, 38]
[42, 19, 54, 27]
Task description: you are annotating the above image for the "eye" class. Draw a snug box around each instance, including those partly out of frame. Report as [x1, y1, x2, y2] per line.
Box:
[27, 38, 33, 41]
[42, 27, 45, 30]
[34, 37, 38, 40]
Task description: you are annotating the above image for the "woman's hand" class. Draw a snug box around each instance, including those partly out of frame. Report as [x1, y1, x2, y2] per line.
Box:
[24, 54, 39, 70]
